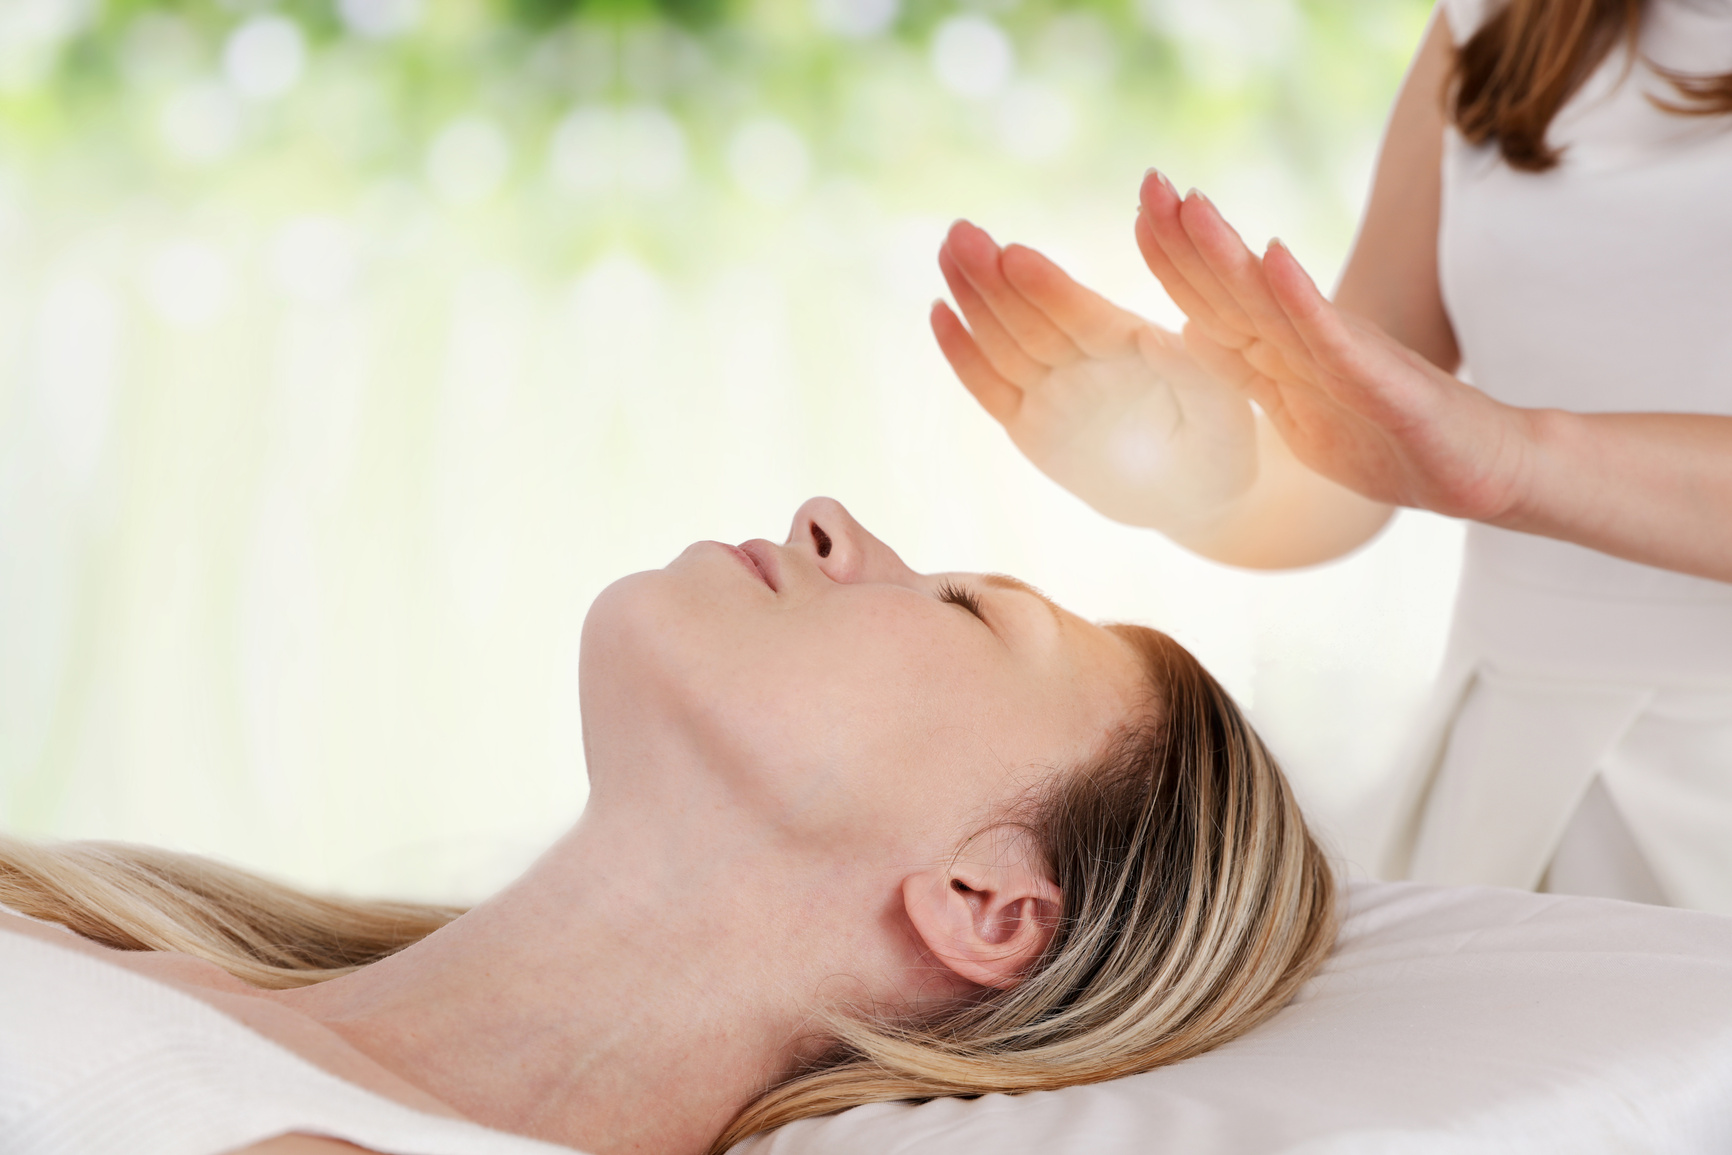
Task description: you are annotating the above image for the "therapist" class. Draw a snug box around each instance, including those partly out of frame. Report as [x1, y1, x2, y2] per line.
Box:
[932, 0, 1732, 912]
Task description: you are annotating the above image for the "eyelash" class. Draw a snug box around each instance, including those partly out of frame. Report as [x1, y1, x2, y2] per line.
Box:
[936, 580, 985, 621]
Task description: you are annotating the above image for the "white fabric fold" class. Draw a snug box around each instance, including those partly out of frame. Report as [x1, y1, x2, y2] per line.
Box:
[1409, 668, 1652, 889]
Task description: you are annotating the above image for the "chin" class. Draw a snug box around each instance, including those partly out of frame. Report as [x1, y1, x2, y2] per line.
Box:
[579, 560, 756, 713]
[577, 562, 796, 802]
[578, 569, 674, 701]
[581, 568, 657, 653]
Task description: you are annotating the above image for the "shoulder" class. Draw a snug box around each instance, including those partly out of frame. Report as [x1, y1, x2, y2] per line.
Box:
[1438, 0, 1497, 45]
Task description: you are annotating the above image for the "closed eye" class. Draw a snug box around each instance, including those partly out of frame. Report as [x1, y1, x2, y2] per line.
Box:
[935, 580, 985, 621]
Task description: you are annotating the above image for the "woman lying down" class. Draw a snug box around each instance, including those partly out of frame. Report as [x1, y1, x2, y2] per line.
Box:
[0, 497, 1335, 1155]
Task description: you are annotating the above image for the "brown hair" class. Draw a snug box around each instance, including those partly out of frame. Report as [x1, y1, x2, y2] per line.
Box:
[1452, 0, 1732, 172]
[0, 625, 1336, 1152]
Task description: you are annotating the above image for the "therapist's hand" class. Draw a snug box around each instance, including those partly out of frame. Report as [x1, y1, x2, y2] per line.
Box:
[1134, 171, 1534, 521]
[932, 220, 1258, 533]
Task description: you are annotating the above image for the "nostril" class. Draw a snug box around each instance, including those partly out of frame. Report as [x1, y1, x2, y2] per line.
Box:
[811, 522, 833, 559]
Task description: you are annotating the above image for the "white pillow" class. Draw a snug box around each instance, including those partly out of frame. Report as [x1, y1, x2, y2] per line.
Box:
[739, 881, 1732, 1154]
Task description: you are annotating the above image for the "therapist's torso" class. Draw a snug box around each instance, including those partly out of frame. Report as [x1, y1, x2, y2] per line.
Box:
[1389, 0, 1732, 911]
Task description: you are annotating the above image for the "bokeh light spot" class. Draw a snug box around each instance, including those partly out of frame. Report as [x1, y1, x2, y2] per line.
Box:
[224, 15, 307, 101]
[549, 108, 612, 195]
[427, 116, 512, 207]
[0, 0, 99, 91]
[339, 0, 423, 40]
[996, 82, 1075, 161]
[616, 107, 688, 193]
[122, 13, 201, 90]
[1136, 0, 1300, 89]
[931, 15, 1015, 99]
[728, 118, 811, 208]
[270, 216, 360, 305]
[144, 241, 233, 329]
[159, 83, 244, 163]
[549, 105, 688, 197]
[813, 0, 898, 40]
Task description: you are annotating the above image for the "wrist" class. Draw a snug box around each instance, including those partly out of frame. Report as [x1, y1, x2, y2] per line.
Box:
[1487, 406, 1583, 536]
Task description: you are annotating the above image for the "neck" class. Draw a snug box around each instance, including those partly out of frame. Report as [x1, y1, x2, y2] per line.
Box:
[277, 805, 912, 1155]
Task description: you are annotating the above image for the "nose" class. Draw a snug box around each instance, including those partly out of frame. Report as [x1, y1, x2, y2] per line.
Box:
[786, 497, 919, 586]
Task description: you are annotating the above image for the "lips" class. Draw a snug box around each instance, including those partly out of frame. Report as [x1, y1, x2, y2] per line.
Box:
[735, 539, 780, 591]
[707, 540, 777, 591]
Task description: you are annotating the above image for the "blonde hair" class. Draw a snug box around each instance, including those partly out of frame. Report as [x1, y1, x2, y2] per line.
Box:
[0, 624, 1335, 1151]
[713, 624, 1335, 1148]
[0, 838, 462, 989]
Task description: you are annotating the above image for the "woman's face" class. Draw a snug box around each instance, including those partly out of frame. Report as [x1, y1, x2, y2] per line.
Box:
[580, 497, 1146, 859]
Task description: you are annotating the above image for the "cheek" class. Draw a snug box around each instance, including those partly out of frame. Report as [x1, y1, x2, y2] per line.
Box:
[582, 577, 1058, 844]
[798, 654, 1053, 836]
[719, 620, 1024, 837]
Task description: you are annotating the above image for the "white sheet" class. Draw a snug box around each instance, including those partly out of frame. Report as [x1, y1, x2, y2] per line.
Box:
[738, 881, 1732, 1154]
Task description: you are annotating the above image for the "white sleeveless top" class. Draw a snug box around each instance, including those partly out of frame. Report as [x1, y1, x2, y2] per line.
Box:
[0, 922, 582, 1155]
[1381, 0, 1732, 910]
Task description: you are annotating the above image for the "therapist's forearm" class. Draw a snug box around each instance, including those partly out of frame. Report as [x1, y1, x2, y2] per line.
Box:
[1497, 411, 1732, 583]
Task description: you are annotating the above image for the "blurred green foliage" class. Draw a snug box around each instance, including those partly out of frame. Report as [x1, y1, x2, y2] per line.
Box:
[0, 0, 1431, 279]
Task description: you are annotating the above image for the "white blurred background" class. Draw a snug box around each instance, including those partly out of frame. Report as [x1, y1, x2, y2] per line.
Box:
[0, 0, 1455, 901]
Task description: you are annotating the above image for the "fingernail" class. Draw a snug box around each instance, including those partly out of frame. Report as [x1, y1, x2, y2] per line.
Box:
[1267, 237, 1286, 252]
[1186, 188, 1214, 208]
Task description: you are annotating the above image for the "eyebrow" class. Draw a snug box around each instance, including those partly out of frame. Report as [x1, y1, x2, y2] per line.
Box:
[979, 573, 1065, 630]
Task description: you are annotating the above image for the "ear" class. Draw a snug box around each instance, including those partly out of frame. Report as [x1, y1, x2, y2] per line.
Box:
[901, 830, 1062, 991]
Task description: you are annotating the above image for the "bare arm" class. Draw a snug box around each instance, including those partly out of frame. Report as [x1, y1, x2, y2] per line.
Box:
[1333, 9, 1459, 373]
[1164, 415, 1394, 569]
[1505, 410, 1732, 581]
[1151, 184, 1732, 583]
[1136, 0, 1732, 582]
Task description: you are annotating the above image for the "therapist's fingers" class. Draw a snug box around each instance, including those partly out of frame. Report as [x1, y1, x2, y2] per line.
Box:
[1183, 323, 1273, 408]
[941, 221, 1081, 369]
[1241, 338, 1311, 392]
[1178, 196, 1314, 375]
[1261, 240, 1365, 379]
[1259, 239, 1424, 420]
[1135, 174, 1228, 332]
[1137, 174, 1258, 346]
[938, 245, 1049, 388]
[1136, 172, 1231, 338]
[1182, 322, 1336, 451]
[931, 300, 1024, 425]
[999, 243, 1144, 362]
[1134, 212, 1241, 351]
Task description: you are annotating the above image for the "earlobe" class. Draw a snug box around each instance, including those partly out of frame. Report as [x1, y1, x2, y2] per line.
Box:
[901, 848, 1061, 992]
